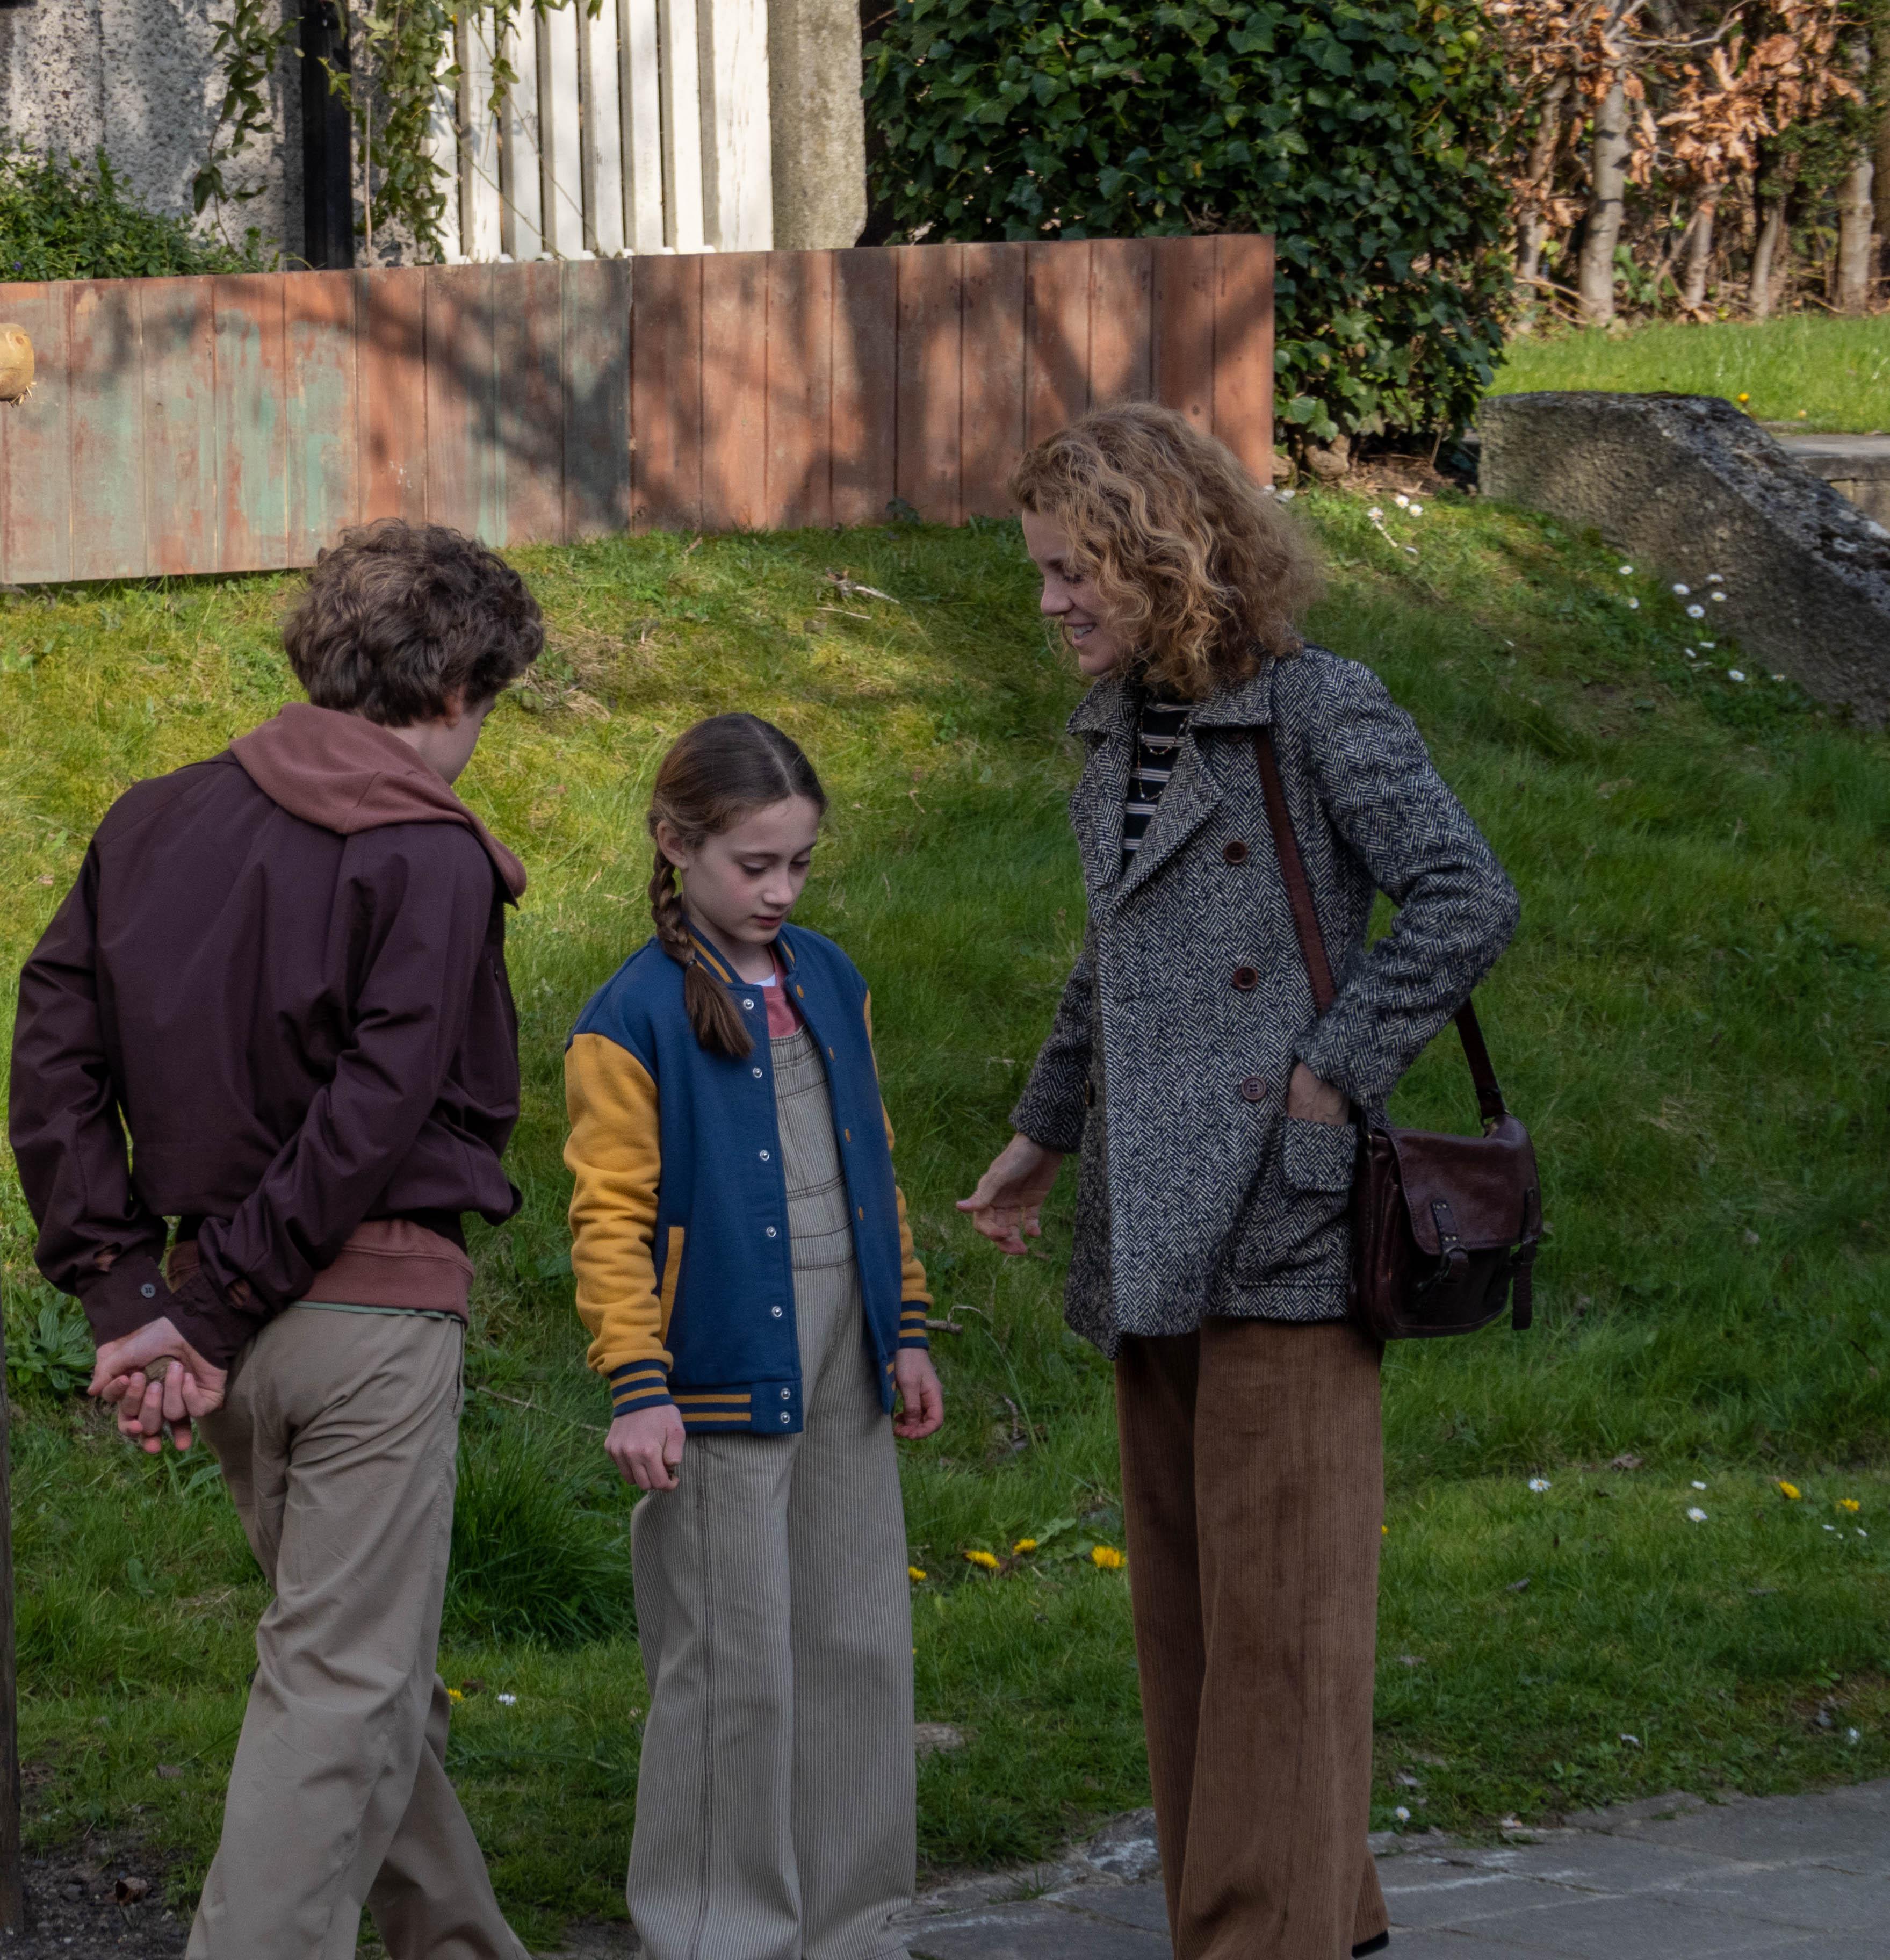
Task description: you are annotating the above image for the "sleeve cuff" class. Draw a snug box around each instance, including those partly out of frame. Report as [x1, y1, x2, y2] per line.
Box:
[74, 1251, 174, 1346]
[608, 1360, 674, 1416]
[163, 1265, 262, 1371]
[898, 1303, 930, 1351]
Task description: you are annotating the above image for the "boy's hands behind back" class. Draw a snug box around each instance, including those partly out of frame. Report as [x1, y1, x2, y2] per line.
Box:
[90, 1316, 228, 1453]
[609, 1404, 686, 1490]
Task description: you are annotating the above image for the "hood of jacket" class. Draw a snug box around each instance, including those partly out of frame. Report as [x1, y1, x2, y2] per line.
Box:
[230, 702, 526, 899]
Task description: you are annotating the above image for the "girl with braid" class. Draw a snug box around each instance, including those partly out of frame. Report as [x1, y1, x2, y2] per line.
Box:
[562, 712, 943, 1960]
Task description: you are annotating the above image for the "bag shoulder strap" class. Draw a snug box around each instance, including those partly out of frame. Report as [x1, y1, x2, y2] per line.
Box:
[1252, 728, 1507, 1126]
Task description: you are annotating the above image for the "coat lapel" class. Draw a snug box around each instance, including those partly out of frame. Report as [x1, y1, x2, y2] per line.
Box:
[1103, 729, 1221, 912]
[1065, 679, 1135, 900]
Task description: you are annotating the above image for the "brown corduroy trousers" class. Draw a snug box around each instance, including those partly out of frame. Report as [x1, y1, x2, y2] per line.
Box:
[1115, 1317, 1388, 1960]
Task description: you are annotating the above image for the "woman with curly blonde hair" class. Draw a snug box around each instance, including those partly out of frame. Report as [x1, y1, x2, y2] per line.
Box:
[961, 404, 1520, 1960]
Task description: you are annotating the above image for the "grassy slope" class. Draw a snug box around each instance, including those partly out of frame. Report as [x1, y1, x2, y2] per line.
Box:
[1490, 315, 1890, 434]
[2, 501, 1887, 1941]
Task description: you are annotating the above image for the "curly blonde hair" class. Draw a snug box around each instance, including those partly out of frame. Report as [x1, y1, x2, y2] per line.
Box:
[1009, 403, 1323, 700]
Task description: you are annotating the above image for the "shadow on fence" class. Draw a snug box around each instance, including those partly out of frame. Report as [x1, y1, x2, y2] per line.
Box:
[0, 236, 1272, 585]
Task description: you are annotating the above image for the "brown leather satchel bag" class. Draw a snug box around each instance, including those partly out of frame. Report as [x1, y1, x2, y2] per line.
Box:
[1255, 731, 1541, 1340]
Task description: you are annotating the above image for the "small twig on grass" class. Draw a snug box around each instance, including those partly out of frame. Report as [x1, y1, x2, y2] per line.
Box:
[818, 605, 871, 622]
[471, 1383, 607, 1435]
[826, 570, 902, 606]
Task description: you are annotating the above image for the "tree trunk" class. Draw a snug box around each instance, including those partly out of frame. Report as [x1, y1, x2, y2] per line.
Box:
[1578, 80, 1630, 324]
[1837, 152, 1875, 312]
[1873, 18, 1890, 283]
[1750, 197, 1784, 319]
[1680, 191, 1719, 312]
[1516, 77, 1569, 300]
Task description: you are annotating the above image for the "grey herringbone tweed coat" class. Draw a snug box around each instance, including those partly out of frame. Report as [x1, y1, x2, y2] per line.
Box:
[1010, 647, 1520, 1357]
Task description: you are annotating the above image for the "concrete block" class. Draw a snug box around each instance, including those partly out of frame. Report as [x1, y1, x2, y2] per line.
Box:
[1043, 1881, 1172, 1933]
[767, 0, 865, 248]
[1771, 429, 1890, 529]
[906, 1900, 1168, 1958]
[1478, 391, 1890, 724]
[1454, 1890, 1824, 1958]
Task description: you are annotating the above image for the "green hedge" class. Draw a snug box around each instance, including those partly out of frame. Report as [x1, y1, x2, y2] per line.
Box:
[865, 0, 1514, 446]
[0, 144, 270, 283]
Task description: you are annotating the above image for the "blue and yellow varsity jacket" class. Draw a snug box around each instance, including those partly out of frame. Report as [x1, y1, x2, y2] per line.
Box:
[564, 925, 930, 1432]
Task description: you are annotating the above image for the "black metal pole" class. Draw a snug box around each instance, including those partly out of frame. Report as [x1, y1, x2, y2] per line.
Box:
[300, 1, 355, 270]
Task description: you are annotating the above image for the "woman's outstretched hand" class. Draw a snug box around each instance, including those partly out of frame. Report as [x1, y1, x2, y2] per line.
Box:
[957, 1134, 1065, 1255]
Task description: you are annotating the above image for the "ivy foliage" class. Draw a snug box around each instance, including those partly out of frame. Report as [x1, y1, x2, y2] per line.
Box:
[0, 145, 270, 282]
[865, 0, 1517, 444]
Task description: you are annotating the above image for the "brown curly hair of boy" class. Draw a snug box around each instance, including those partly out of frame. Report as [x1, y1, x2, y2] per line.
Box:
[1009, 402, 1323, 701]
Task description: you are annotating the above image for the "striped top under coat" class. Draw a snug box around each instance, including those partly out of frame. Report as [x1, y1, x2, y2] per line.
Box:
[1123, 697, 1192, 863]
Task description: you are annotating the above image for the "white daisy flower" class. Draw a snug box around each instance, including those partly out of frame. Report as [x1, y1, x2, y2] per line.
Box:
[1394, 1806, 1411, 1822]
[1692, 1480, 1707, 1490]
[1711, 590, 1728, 602]
[1528, 1477, 1552, 1493]
[1409, 502, 1424, 516]
[1706, 573, 1723, 583]
[1367, 507, 1384, 520]
[1395, 493, 1410, 507]
[497, 1692, 518, 1706]
[1686, 603, 1705, 618]
[1671, 583, 1690, 595]
[1618, 564, 1634, 575]
[1728, 669, 1745, 682]
[1686, 1507, 1708, 1522]
[1627, 597, 1640, 609]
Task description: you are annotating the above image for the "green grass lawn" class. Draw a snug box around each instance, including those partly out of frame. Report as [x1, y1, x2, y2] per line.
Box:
[1491, 314, 1890, 434]
[3, 496, 1888, 1944]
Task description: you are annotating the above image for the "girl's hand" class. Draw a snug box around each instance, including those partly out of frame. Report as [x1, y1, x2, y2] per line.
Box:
[957, 1134, 1064, 1255]
[892, 1350, 944, 1440]
[608, 1405, 687, 1491]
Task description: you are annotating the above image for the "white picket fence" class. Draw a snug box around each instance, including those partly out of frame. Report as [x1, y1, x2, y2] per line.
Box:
[425, 0, 772, 262]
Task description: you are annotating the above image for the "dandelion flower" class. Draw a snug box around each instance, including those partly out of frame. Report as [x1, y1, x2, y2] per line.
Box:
[1394, 1805, 1411, 1823]
[1686, 603, 1706, 618]
[1091, 1545, 1126, 1571]
[447, 1688, 464, 1703]
[1728, 669, 1745, 682]
[497, 1692, 518, 1706]
[909, 1566, 929, 1581]
[1618, 564, 1634, 575]
[1778, 1481, 1802, 1500]
[1013, 1538, 1038, 1555]
[1687, 1507, 1708, 1522]
[963, 1549, 1000, 1572]
[1736, 392, 1750, 404]
[1839, 1498, 1861, 1512]
[1528, 1476, 1552, 1492]
[1672, 583, 1691, 596]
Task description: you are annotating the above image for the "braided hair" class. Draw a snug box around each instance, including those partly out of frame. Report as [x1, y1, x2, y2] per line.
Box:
[647, 714, 827, 1057]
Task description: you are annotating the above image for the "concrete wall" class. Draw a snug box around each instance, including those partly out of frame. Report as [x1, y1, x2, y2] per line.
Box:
[0, 0, 300, 260]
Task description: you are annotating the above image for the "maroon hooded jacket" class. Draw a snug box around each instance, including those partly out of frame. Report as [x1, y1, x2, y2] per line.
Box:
[9, 703, 527, 1367]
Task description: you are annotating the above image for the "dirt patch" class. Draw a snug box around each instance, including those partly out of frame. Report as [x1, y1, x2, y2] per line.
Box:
[0, 1848, 188, 1956]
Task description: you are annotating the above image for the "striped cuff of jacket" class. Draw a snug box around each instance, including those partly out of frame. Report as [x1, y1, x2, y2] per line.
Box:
[608, 1360, 674, 1416]
[898, 1302, 931, 1351]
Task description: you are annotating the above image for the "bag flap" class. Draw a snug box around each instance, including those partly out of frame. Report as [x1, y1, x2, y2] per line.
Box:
[1384, 1116, 1541, 1255]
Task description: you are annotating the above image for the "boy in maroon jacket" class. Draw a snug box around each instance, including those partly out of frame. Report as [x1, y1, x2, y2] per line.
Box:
[10, 520, 542, 1959]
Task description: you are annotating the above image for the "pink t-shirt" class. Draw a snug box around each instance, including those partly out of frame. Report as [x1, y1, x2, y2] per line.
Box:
[756, 946, 803, 1037]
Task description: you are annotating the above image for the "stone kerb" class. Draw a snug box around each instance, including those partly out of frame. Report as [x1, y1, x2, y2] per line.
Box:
[1478, 391, 1890, 725]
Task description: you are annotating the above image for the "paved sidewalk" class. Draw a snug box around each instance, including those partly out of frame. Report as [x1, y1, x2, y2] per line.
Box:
[893, 1778, 1890, 1958]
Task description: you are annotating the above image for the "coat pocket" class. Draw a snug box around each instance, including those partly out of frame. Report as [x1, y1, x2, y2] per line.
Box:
[1281, 1115, 1359, 1194]
[1228, 1118, 1358, 1286]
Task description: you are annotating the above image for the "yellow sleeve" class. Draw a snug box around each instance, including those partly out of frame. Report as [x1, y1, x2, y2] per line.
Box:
[864, 991, 933, 1329]
[564, 1031, 674, 1409]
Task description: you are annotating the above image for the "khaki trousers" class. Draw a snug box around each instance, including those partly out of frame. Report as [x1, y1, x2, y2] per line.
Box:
[1116, 1318, 1389, 1960]
[626, 1258, 915, 1960]
[190, 1307, 524, 1960]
